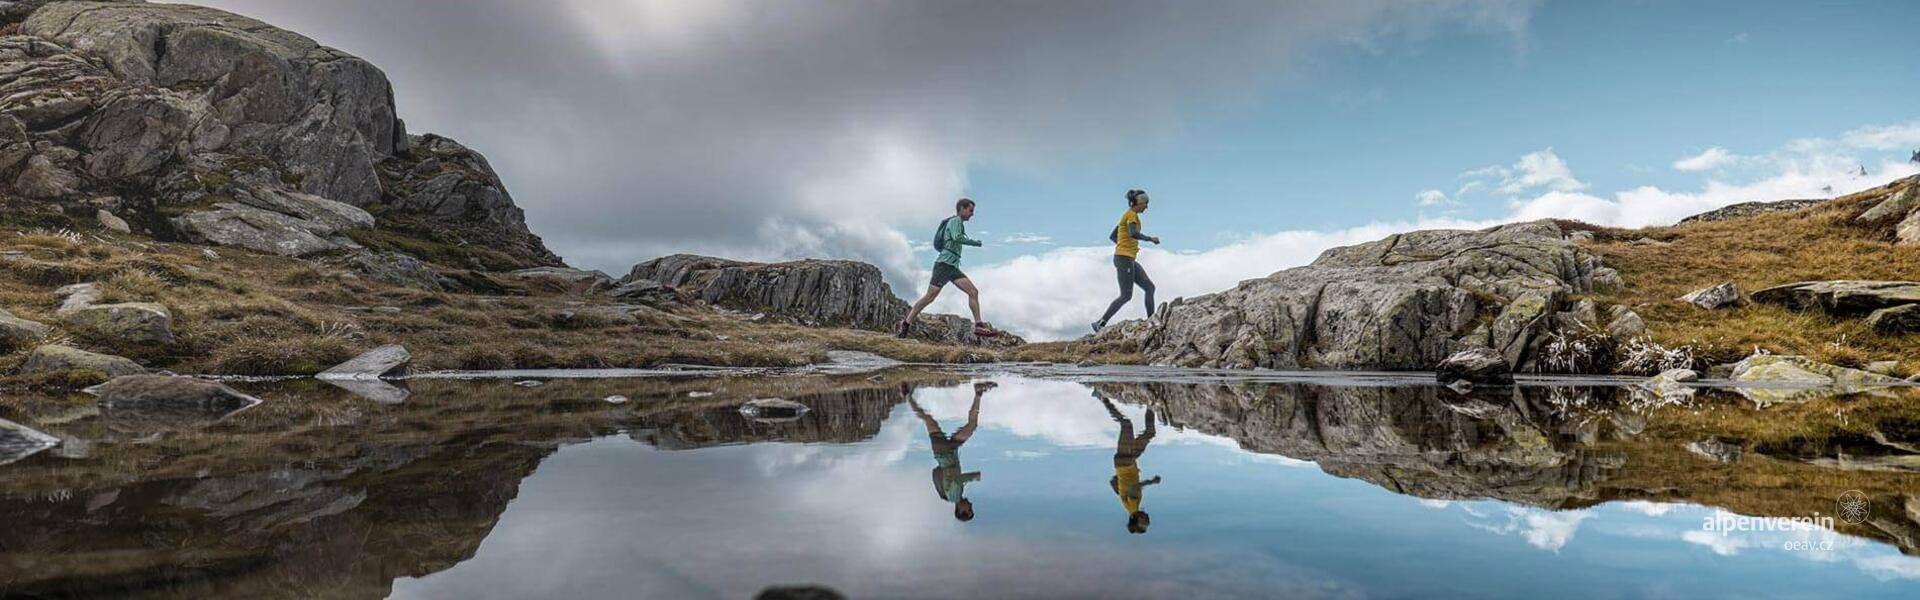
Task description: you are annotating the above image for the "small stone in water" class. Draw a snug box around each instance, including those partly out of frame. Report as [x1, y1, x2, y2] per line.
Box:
[515, 380, 544, 387]
[605, 395, 629, 404]
[688, 391, 713, 398]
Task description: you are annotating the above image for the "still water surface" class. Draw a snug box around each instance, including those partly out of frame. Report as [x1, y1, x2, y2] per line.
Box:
[3, 369, 1918, 598]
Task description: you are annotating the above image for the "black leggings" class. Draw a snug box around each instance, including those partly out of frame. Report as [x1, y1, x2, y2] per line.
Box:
[1100, 255, 1155, 323]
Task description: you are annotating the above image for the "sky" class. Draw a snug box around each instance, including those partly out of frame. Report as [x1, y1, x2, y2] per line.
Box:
[180, 0, 1920, 340]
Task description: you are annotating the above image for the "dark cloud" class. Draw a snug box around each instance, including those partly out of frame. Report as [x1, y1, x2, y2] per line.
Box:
[178, 0, 1535, 285]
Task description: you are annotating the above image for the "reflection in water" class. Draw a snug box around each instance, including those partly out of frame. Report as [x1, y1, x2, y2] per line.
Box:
[909, 382, 991, 522]
[1096, 390, 1161, 534]
[0, 373, 1917, 598]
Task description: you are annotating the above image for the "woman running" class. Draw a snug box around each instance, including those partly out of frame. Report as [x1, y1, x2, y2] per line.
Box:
[1093, 189, 1159, 333]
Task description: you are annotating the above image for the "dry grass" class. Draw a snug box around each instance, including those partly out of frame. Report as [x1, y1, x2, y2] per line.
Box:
[1583, 176, 1920, 368]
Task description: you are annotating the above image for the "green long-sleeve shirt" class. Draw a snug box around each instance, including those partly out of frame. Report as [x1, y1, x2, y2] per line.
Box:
[936, 217, 981, 267]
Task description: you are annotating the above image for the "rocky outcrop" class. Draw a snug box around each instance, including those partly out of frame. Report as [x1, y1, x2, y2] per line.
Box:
[0, 1, 557, 265]
[1752, 280, 1920, 315]
[1134, 221, 1614, 370]
[1679, 199, 1823, 224]
[348, 251, 447, 291]
[16, 344, 144, 377]
[620, 253, 1021, 347]
[1866, 304, 1920, 334]
[1679, 282, 1744, 310]
[625, 255, 906, 330]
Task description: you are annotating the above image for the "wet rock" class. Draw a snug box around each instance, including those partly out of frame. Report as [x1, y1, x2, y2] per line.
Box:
[348, 252, 447, 292]
[1679, 282, 1744, 310]
[740, 398, 809, 419]
[1686, 437, 1743, 464]
[1751, 280, 1920, 315]
[61, 302, 174, 345]
[96, 209, 131, 233]
[16, 344, 145, 378]
[317, 344, 410, 380]
[1141, 221, 1608, 370]
[1865, 304, 1920, 334]
[1435, 347, 1513, 385]
[321, 378, 410, 404]
[0, 307, 50, 351]
[95, 375, 263, 419]
[0, 418, 60, 467]
[810, 350, 903, 376]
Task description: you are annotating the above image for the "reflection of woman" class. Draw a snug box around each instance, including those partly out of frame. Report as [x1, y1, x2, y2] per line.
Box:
[909, 382, 995, 522]
[1096, 391, 1161, 534]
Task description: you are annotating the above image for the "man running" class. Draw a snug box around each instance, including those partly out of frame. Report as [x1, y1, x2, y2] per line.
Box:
[899, 198, 997, 337]
[909, 381, 995, 522]
[1096, 390, 1161, 534]
[1093, 189, 1160, 333]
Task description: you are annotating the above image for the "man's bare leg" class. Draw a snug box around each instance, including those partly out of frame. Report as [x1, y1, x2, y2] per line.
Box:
[953, 382, 992, 443]
[953, 277, 983, 324]
[900, 285, 943, 333]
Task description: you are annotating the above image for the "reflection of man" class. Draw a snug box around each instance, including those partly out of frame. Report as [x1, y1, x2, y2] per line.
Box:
[909, 381, 995, 522]
[1097, 391, 1161, 534]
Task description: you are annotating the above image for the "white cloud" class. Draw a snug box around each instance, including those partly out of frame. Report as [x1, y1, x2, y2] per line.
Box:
[1415, 189, 1453, 207]
[1498, 148, 1587, 194]
[1001, 233, 1055, 245]
[1842, 120, 1920, 151]
[1672, 146, 1745, 172]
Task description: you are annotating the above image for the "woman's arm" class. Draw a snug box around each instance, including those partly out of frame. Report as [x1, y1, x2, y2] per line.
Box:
[1128, 222, 1159, 244]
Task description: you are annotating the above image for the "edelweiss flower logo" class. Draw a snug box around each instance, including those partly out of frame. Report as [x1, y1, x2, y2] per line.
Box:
[1837, 490, 1870, 525]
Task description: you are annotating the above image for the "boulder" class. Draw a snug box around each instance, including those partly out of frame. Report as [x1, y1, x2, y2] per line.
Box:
[54, 282, 102, 315]
[348, 252, 447, 292]
[1605, 306, 1647, 339]
[907, 313, 1028, 349]
[1865, 304, 1920, 334]
[95, 376, 263, 424]
[1435, 347, 1513, 385]
[1141, 221, 1609, 370]
[0, 307, 50, 351]
[1857, 185, 1919, 224]
[62, 302, 174, 345]
[0, 418, 60, 467]
[316, 344, 411, 380]
[16, 344, 145, 377]
[1679, 282, 1744, 310]
[1865, 361, 1901, 376]
[1899, 211, 1920, 246]
[1638, 368, 1700, 403]
[1752, 281, 1920, 315]
[171, 201, 365, 257]
[96, 209, 131, 233]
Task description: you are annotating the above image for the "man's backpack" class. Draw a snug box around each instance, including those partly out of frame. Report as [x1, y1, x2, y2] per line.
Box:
[933, 216, 955, 251]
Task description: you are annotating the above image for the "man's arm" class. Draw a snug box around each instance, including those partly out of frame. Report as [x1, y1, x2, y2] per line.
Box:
[952, 219, 982, 247]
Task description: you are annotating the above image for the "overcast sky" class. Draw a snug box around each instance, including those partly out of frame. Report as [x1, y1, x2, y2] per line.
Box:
[182, 1, 1920, 340]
